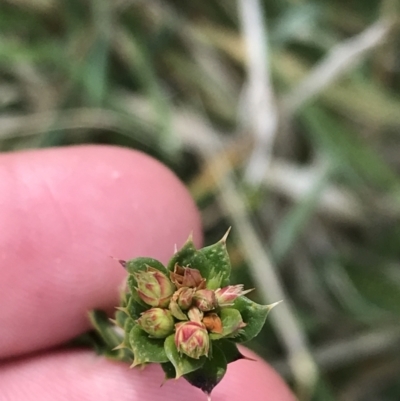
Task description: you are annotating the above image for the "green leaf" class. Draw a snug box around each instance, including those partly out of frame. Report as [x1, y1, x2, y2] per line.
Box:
[183, 344, 227, 395]
[88, 309, 132, 361]
[200, 230, 231, 289]
[115, 309, 129, 327]
[129, 324, 169, 366]
[167, 236, 211, 280]
[209, 308, 245, 340]
[119, 288, 130, 307]
[164, 334, 206, 378]
[125, 257, 167, 275]
[127, 275, 145, 304]
[122, 317, 135, 347]
[231, 296, 277, 343]
[126, 294, 147, 320]
[213, 339, 247, 364]
[125, 257, 167, 303]
[161, 362, 176, 382]
[88, 310, 123, 349]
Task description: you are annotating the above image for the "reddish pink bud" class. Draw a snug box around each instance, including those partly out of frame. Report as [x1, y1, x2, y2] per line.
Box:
[177, 287, 195, 310]
[168, 287, 196, 320]
[215, 285, 253, 306]
[193, 289, 217, 311]
[170, 264, 206, 289]
[134, 267, 175, 308]
[175, 321, 209, 359]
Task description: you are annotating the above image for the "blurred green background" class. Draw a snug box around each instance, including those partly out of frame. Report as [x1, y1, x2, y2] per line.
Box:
[1, 0, 400, 400]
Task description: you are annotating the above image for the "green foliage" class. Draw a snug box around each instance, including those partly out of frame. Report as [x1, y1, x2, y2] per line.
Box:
[213, 339, 246, 364]
[125, 257, 167, 275]
[129, 325, 169, 366]
[232, 297, 274, 343]
[88, 310, 132, 362]
[200, 234, 231, 289]
[209, 308, 245, 340]
[89, 232, 275, 394]
[88, 310, 122, 350]
[126, 295, 147, 320]
[167, 236, 212, 281]
[183, 345, 227, 396]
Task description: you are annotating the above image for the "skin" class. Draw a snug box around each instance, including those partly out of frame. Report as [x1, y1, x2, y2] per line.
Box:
[0, 146, 296, 401]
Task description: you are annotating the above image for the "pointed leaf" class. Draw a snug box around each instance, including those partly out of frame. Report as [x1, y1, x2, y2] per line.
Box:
[122, 317, 135, 348]
[161, 362, 176, 382]
[88, 310, 123, 349]
[88, 310, 132, 361]
[213, 339, 247, 364]
[209, 308, 245, 340]
[231, 296, 277, 343]
[129, 324, 169, 366]
[126, 294, 147, 320]
[125, 257, 167, 275]
[164, 334, 206, 378]
[200, 233, 231, 289]
[115, 309, 129, 328]
[127, 275, 145, 304]
[183, 344, 227, 396]
[167, 237, 211, 281]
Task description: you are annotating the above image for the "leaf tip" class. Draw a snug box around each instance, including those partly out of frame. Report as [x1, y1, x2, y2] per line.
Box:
[266, 300, 283, 311]
[112, 343, 126, 351]
[130, 359, 146, 369]
[187, 230, 194, 242]
[109, 256, 127, 269]
[219, 227, 232, 244]
[108, 318, 120, 327]
[175, 369, 183, 379]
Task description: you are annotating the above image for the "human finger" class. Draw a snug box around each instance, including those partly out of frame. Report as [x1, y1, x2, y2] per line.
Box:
[0, 145, 202, 358]
[0, 348, 296, 401]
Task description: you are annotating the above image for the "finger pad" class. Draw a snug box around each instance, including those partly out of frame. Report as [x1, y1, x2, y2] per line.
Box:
[0, 146, 202, 358]
[0, 350, 295, 401]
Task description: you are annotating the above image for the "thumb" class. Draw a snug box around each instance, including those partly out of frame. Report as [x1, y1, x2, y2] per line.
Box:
[0, 348, 296, 401]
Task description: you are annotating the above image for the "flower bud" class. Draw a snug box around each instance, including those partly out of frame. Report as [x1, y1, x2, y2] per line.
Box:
[177, 287, 195, 310]
[134, 267, 175, 308]
[202, 313, 223, 334]
[215, 285, 253, 306]
[175, 321, 209, 359]
[193, 289, 217, 311]
[187, 306, 204, 323]
[137, 308, 174, 338]
[169, 287, 195, 320]
[170, 264, 206, 289]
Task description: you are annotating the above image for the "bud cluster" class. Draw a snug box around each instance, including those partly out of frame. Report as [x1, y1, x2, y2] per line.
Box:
[134, 263, 250, 359]
[90, 231, 279, 396]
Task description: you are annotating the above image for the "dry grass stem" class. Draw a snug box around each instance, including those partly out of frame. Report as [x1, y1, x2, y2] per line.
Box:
[238, 0, 278, 186]
[284, 19, 393, 114]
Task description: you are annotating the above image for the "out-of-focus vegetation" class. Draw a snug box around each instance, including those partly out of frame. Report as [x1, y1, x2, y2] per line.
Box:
[1, 0, 400, 400]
